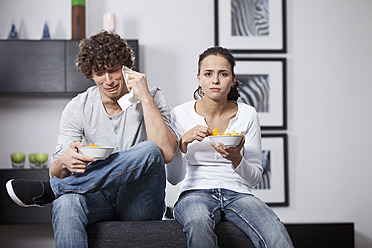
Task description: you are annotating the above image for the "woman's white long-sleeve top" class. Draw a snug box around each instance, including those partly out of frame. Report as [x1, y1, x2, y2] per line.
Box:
[166, 100, 263, 195]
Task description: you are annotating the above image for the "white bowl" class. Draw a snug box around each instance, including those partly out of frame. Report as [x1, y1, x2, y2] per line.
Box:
[78, 147, 114, 160]
[209, 135, 243, 148]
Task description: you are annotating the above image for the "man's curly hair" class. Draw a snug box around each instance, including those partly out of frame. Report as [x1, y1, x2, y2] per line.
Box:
[76, 30, 135, 79]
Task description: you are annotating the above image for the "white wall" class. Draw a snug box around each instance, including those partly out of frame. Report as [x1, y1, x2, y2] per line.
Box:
[0, 0, 371, 247]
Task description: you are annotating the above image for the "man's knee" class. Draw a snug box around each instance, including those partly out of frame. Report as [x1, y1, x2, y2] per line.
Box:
[53, 194, 87, 220]
[140, 141, 162, 156]
[136, 141, 164, 167]
[52, 194, 89, 246]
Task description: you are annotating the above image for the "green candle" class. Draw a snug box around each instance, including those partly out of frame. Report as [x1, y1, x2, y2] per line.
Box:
[71, 0, 85, 6]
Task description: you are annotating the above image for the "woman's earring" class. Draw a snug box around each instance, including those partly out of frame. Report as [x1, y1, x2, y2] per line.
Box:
[199, 85, 204, 97]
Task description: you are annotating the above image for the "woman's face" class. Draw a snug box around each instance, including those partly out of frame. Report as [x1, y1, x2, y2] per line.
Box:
[198, 55, 235, 101]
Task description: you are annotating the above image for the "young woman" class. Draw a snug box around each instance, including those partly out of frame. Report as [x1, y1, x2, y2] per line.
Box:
[166, 47, 293, 248]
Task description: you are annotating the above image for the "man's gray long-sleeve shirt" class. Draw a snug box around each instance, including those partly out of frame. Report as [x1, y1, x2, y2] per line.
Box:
[52, 86, 172, 162]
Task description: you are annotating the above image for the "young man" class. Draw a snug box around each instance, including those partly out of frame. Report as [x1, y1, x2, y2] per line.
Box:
[6, 31, 177, 248]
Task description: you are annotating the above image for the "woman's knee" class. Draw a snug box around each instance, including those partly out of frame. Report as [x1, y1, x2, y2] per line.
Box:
[175, 205, 216, 243]
[175, 197, 216, 226]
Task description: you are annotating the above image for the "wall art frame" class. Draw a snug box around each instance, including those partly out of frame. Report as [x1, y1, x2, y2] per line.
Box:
[236, 57, 287, 130]
[214, 0, 287, 53]
[252, 133, 289, 206]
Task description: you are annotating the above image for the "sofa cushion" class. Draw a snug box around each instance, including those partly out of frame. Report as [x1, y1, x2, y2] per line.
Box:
[87, 220, 255, 248]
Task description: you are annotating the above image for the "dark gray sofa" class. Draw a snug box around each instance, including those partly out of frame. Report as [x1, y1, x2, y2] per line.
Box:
[87, 220, 255, 248]
[87, 220, 354, 248]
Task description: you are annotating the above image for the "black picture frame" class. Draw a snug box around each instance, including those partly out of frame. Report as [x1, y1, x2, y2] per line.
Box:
[252, 133, 289, 206]
[214, 0, 287, 53]
[236, 57, 287, 130]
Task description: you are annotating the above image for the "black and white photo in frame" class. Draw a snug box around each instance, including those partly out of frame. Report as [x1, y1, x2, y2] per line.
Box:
[236, 58, 287, 130]
[252, 134, 289, 206]
[215, 0, 287, 53]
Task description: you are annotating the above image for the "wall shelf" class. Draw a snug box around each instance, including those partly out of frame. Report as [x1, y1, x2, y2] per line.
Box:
[0, 39, 139, 95]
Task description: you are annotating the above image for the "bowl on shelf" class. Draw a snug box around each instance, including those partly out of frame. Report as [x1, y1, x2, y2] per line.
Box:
[34, 153, 49, 168]
[10, 152, 25, 169]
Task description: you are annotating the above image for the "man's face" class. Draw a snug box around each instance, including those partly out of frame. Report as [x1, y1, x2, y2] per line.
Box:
[91, 65, 128, 101]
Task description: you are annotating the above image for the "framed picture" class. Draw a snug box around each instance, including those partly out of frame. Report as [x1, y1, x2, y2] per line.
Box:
[214, 0, 287, 53]
[236, 58, 287, 130]
[252, 133, 289, 206]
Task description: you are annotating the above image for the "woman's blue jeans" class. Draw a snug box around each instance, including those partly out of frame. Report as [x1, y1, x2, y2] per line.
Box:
[174, 188, 293, 248]
[50, 141, 166, 248]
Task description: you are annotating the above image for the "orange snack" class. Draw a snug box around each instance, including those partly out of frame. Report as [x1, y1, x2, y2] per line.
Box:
[211, 128, 220, 136]
[88, 143, 102, 147]
[209, 128, 241, 136]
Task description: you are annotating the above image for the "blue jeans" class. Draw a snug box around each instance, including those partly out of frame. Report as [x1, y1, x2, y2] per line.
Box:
[50, 141, 166, 248]
[174, 189, 293, 248]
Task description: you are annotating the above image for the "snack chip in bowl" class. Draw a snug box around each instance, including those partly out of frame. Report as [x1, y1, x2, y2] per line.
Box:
[209, 128, 242, 136]
[88, 143, 102, 147]
[78, 144, 114, 160]
[209, 128, 243, 147]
